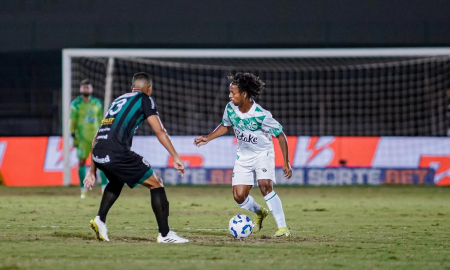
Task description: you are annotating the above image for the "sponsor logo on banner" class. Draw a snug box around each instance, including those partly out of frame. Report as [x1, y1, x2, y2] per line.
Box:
[43, 136, 78, 171]
[148, 168, 434, 185]
[419, 156, 450, 186]
[0, 136, 448, 186]
[294, 137, 335, 167]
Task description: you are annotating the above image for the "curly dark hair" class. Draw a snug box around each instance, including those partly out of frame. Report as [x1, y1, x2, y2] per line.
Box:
[228, 72, 265, 99]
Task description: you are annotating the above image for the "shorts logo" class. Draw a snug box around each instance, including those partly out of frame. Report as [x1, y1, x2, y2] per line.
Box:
[142, 158, 150, 167]
[97, 135, 108, 140]
[101, 118, 114, 125]
[236, 155, 240, 160]
[262, 168, 267, 172]
[93, 155, 110, 164]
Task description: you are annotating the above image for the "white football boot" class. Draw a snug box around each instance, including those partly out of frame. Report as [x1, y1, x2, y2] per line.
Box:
[157, 231, 189, 243]
[89, 216, 110, 242]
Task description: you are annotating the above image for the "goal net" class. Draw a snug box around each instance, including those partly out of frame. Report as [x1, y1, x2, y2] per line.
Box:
[62, 48, 450, 184]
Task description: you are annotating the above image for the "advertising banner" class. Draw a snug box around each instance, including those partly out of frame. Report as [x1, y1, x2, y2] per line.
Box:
[0, 136, 448, 186]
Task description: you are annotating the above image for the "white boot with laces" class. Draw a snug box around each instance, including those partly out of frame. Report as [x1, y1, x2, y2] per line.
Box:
[157, 231, 189, 243]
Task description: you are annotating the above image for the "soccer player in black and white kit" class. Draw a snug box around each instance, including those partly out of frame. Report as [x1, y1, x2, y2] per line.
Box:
[194, 73, 292, 237]
[83, 72, 188, 243]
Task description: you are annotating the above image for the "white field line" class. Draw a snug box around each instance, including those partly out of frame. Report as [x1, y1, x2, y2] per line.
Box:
[4, 224, 309, 232]
[4, 224, 228, 231]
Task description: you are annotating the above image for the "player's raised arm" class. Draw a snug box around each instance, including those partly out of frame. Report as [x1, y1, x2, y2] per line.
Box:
[194, 102, 233, 147]
[193, 124, 230, 147]
[147, 114, 185, 177]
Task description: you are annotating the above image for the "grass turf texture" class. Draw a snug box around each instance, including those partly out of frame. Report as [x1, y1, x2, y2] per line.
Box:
[1, 186, 450, 270]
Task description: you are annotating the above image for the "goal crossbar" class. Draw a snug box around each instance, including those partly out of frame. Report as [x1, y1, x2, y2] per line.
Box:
[62, 47, 450, 185]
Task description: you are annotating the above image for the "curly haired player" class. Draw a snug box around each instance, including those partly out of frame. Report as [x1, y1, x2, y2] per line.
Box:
[194, 72, 292, 237]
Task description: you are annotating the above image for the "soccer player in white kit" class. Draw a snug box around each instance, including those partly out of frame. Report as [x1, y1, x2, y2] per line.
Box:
[194, 72, 292, 237]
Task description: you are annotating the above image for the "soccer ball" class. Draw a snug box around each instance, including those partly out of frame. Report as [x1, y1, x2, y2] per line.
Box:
[228, 214, 254, 238]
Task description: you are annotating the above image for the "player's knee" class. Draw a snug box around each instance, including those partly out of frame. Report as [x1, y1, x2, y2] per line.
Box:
[233, 193, 246, 204]
[259, 183, 273, 196]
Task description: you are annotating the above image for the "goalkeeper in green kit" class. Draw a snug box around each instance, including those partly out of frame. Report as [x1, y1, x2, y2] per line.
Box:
[70, 79, 108, 198]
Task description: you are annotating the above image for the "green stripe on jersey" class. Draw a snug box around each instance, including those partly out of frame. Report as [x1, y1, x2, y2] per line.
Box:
[118, 98, 142, 140]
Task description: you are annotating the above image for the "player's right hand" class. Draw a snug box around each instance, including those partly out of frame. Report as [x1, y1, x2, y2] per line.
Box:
[173, 158, 185, 177]
[83, 170, 96, 190]
[193, 136, 208, 147]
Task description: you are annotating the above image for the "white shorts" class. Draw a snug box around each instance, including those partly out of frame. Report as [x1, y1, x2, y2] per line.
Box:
[232, 155, 276, 186]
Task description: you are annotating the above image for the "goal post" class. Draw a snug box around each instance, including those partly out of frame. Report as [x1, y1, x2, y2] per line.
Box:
[62, 48, 450, 186]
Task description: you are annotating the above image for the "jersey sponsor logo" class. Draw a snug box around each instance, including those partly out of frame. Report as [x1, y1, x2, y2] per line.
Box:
[262, 168, 267, 172]
[142, 157, 150, 167]
[133, 125, 140, 134]
[97, 135, 108, 140]
[98, 127, 110, 133]
[93, 154, 110, 164]
[83, 115, 97, 124]
[235, 129, 258, 144]
[149, 97, 155, 109]
[101, 118, 114, 125]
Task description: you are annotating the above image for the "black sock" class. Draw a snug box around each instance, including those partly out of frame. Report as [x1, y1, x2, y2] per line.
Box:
[97, 181, 123, 223]
[150, 187, 170, 237]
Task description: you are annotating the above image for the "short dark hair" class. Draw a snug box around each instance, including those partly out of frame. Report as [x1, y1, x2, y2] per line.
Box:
[228, 72, 265, 99]
[80, 79, 91, 86]
[132, 72, 152, 85]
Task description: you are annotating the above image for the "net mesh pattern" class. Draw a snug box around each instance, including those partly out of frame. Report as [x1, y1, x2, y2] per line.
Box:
[71, 56, 450, 136]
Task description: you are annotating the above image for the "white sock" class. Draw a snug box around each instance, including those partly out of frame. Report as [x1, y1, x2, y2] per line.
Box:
[81, 187, 87, 194]
[101, 185, 107, 193]
[237, 195, 261, 214]
[264, 191, 287, 228]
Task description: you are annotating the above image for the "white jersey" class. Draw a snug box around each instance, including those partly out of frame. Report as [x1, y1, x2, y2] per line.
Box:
[222, 102, 283, 161]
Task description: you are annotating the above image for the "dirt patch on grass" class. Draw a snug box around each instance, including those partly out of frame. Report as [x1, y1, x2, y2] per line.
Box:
[49, 231, 94, 240]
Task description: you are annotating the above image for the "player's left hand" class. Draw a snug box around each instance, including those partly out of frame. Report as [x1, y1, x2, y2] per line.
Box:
[283, 162, 292, 179]
[83, 170, 96, 190]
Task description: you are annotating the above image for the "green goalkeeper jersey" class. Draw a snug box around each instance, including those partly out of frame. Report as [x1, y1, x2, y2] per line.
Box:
[70, 96, 103, 142]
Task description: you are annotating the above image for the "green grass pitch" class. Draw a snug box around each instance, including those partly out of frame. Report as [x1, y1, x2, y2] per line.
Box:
[1, 185, 450, 270]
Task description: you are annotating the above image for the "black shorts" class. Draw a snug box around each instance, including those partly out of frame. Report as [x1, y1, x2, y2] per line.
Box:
[92, 148, 153, 188]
